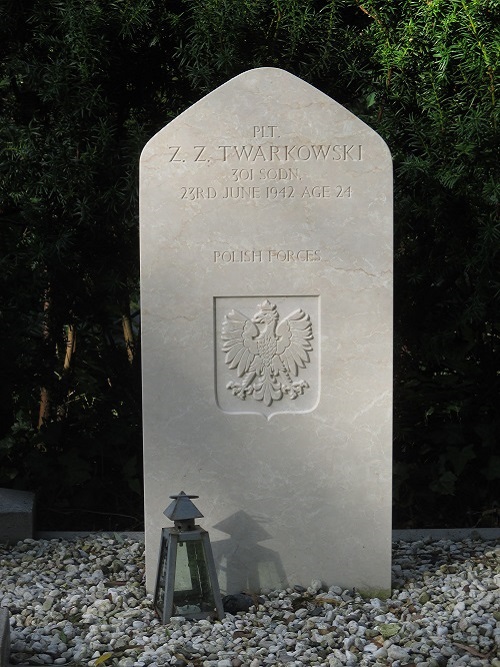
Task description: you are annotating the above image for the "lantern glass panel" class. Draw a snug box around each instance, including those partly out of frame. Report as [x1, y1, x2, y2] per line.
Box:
[173, 538, 216, 615]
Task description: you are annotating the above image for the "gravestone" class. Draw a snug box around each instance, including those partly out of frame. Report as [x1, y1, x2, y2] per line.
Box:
[140, 68, 393, 596]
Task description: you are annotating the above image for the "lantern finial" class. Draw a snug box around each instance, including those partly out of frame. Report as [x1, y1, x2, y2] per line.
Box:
[164, 491, 204, 530]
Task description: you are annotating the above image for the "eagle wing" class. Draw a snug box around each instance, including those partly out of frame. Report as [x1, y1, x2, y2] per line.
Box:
[221, 309, 260, 377]
[275, 308, 313, 375]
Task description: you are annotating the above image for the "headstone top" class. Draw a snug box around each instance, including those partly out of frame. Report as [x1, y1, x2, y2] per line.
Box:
[143, 67, 391, 158]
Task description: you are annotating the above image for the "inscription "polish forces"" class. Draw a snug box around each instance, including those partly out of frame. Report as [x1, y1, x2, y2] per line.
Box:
[214, 249, 321, 263]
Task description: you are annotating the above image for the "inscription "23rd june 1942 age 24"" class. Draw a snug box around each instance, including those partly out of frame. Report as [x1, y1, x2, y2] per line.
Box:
[180, 184, 352, 200]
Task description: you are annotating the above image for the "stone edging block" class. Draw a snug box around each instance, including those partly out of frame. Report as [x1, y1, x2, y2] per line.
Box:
[0, 608, 10, 667]
[0, 488, 35, 544]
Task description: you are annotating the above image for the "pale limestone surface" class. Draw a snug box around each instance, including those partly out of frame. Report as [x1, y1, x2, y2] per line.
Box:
[140, 68, 392, 596]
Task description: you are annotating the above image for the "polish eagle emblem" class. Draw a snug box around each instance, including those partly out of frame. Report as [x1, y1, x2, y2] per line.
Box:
[221, 300, 313, 407]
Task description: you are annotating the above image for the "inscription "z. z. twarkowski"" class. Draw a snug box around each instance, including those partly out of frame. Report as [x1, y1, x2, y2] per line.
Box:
[168, 144, 362, 162]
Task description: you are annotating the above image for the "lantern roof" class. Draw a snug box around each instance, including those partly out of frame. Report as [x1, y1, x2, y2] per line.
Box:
[164, 491, 204, 522]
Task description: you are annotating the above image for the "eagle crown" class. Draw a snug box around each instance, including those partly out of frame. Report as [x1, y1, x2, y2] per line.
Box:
[252, 300, 279, 327]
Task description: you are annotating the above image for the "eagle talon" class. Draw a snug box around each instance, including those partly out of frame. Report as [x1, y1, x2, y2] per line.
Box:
[284, 380, 309, 399]
[226, 381, 253, 400]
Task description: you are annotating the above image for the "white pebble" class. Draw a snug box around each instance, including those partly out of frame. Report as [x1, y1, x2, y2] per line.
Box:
[387, 645, 411, 662]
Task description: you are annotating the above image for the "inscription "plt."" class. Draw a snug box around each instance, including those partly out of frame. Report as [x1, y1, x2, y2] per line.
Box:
[222, 300, 313, 407]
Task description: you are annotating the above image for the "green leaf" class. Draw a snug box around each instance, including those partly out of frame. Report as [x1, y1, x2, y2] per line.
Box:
[482, 456, 500, 481]
[430, 470, 457, 496]
[449, 444, 476, 476]
[379, 623, 401, 638]
[93, 652, 113, 666]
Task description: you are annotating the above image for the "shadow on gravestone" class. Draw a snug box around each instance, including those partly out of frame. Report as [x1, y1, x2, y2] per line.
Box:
[211, 510, 288, 593]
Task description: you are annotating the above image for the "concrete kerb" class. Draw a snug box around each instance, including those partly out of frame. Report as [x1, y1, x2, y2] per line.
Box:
[36, 528, 500, 542]
[391, 527, 500, 541]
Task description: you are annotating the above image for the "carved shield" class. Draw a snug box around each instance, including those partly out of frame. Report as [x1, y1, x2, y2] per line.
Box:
[214, 295, 320, 418]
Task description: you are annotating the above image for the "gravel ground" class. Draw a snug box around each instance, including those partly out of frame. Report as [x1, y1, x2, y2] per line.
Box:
[1, 534, 499, 667]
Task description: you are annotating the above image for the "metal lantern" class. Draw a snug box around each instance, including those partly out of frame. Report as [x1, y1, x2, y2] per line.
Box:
[153, 491, 225, 622]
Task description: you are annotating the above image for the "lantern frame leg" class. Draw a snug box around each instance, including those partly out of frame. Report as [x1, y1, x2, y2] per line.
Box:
[163, 532, 178, 622]
[153, 528, 169, 618]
